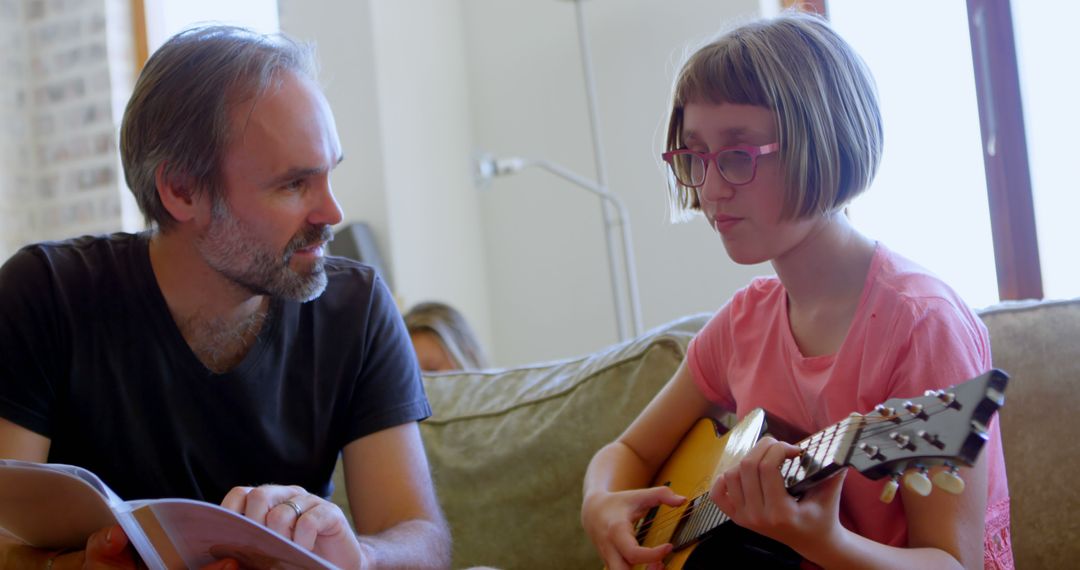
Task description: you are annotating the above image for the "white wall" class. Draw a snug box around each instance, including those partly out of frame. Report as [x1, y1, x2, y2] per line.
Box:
[276, 0, 771, 367]
[462, 0, 768, 365]
[279, 0, 495, 360]
[278, 0, 393, 287]
[368, 0, 494, 361]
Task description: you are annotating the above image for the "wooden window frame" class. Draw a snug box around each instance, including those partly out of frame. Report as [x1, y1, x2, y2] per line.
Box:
[812, 0, 1043, 301]
[965, 0, 1042, 300]
[132, 0, 149, 72]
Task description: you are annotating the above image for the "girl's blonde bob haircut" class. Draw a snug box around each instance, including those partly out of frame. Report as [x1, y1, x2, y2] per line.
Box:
[665, 11, 883, 221]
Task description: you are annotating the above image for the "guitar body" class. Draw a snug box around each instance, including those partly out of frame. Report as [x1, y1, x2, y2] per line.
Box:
[617, 370, 1008, 570]
[637, 416, 735, 569]
[635, 411, 801, 569]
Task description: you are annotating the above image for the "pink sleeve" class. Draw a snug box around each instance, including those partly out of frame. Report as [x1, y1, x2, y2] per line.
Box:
[885, 300, 1012, 569]
[686, 305, 736, 410]
[884, 298, 992, 399]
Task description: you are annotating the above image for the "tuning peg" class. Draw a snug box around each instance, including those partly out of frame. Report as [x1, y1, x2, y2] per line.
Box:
[874, 404, 896, 418]
[932, 465, 966, 495]
[937, 390, 957, 406]
[918, 430, 945, 449]
[903, 401, 926, 418]
[903, 467, 933, 496]
[880, 474, 900, 503]
[859, 442, 883, 460]
[889, 431, 913, 450]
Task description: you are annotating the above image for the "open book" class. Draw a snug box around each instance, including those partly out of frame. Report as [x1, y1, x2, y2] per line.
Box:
[0, 460, 336, 569]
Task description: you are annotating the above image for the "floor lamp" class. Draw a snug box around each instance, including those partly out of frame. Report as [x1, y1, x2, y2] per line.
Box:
[474, 0, 643, 342]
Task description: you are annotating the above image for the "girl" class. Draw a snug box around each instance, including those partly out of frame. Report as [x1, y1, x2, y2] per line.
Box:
[580, 11, 1011, 570]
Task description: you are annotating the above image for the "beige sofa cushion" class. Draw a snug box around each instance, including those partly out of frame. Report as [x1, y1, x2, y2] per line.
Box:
[420, 314, 709, 570]
[978, 298, 1080, 570]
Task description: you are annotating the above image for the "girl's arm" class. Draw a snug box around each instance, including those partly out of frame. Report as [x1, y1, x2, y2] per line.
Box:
[581, 360, 716, 570]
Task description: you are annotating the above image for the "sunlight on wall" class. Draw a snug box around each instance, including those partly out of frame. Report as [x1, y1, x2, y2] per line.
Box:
[829, 1, 1000, 309]
[1012, 2, 1080, 301]
[144, 0, 279, 53]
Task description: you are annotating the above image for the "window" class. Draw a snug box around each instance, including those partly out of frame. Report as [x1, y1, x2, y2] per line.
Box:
[1012, 2, 1080, 300]
[829, 1, 1000, 308]
[142, 0, 279, 54]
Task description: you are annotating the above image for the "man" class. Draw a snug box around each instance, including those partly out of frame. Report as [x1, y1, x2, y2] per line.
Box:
[0, 26, 450, 569]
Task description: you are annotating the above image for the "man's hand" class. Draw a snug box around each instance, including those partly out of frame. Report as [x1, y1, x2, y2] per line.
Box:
[221, 484, 365, 569]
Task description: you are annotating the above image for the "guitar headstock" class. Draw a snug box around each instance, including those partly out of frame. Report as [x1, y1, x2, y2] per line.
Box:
[844, 369, 1008, 499]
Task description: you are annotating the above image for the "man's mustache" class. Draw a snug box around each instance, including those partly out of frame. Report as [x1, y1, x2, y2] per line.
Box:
[284, 225, 334, 258]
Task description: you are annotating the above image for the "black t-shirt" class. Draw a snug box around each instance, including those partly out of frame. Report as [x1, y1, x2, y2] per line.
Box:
[0, 233, 430, 503]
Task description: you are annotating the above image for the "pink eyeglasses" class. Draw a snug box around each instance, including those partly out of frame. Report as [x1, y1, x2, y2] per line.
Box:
[662, 143, 779, 187]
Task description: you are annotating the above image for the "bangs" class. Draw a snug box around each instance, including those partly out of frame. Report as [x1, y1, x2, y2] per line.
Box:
[673, 36, 774, 111]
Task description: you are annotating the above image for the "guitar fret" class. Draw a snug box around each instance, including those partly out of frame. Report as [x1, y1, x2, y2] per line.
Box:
[670, 492, 734, 550]
[782, 417, 867, 490]
[816, 425, 836, 468]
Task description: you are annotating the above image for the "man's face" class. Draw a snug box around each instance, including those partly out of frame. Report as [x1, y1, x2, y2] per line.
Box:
[197, 71, 344, 302]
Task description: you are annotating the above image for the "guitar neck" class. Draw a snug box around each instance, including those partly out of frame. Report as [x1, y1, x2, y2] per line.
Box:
[780, 414, 863, 496]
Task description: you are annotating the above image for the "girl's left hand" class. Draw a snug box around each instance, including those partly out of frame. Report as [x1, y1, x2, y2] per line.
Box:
[221, 484, 366, 569]
[710, 436, 847, 554]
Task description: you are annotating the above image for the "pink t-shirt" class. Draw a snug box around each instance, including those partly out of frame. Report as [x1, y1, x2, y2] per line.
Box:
[687, 243, 1013, 568]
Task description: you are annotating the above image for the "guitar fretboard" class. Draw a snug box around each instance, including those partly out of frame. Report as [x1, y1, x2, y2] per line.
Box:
[667, 415, 862, 549]
[781, 415, 860, 493]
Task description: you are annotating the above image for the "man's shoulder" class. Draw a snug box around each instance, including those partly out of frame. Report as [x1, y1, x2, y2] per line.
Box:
[3, 233, 144, 280]
[11, 232, 144, 265]
[322, 256, 381, 293]
[324, 255, 376, 278]
[311, 256, 392, 313]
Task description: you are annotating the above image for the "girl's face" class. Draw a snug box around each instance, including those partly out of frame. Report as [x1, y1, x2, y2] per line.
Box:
[681, 101, 825, 265]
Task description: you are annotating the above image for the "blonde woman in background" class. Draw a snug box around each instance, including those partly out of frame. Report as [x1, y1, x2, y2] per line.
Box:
[405, 301, 489, 372]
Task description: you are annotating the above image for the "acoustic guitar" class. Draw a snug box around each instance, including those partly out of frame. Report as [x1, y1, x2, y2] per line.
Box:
[628, 369, 1008, 569]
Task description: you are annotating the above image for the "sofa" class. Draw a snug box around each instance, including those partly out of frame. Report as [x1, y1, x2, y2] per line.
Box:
[333, 298, 1080, 569]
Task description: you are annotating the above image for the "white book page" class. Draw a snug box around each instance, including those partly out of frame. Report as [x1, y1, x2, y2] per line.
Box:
[125, 498, 335, 570]
[0, 461, 118, 549]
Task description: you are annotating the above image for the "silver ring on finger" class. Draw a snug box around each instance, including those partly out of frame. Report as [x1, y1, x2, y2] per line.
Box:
[282, 499, 304, 518]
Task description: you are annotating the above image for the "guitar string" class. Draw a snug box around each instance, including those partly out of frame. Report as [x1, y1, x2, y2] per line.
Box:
[631, 403, 957, 542]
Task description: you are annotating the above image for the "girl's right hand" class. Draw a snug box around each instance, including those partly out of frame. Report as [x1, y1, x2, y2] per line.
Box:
[581, 486, 686, 570]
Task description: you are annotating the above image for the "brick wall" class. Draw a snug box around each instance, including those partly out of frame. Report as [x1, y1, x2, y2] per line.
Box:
[0, 0, 32, 258]
[0, 0, 137, 261]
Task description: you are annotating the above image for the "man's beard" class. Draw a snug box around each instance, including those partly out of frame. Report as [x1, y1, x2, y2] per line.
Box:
[197, 198, 333, 302]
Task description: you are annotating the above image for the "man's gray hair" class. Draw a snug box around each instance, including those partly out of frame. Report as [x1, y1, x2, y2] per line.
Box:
[119, 25, 318, 230]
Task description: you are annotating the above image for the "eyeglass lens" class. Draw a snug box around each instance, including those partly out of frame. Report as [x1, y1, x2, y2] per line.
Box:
[670, 150, 756, 186]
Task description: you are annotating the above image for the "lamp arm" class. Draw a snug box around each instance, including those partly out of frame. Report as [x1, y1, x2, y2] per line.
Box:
[528, 159, 644, 338]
